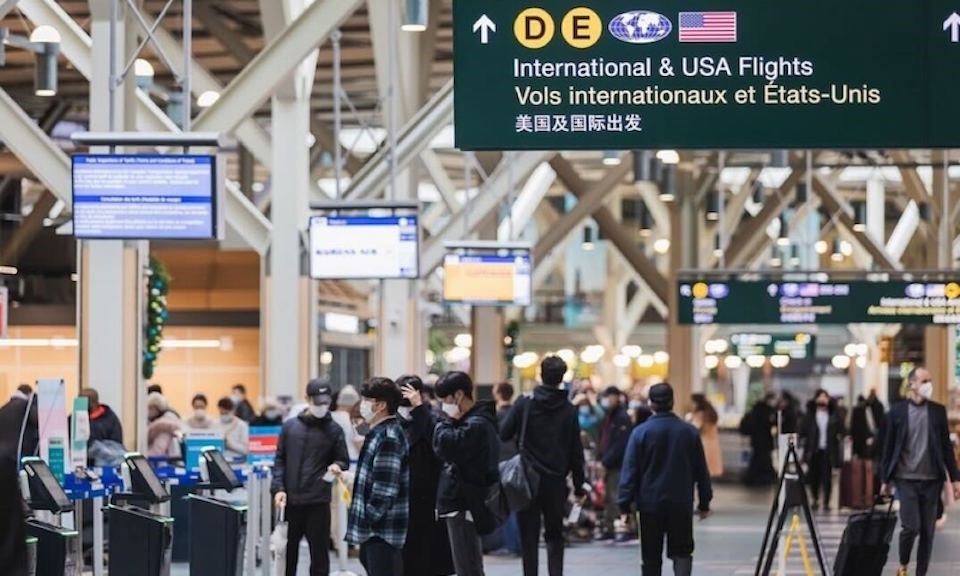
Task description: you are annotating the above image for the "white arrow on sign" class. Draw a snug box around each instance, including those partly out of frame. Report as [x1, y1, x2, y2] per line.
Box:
[945, 12, 960, 43]
[473, 14, 496, 44]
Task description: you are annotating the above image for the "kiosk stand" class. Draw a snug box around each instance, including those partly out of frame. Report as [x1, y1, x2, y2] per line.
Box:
[107, 453, 174, 576]
[188, 447, 248, 576]
[20, 457, 81, 576]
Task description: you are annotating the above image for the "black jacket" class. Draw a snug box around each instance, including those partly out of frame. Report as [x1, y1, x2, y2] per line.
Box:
[235, 399, 256, 423]
[0, 456, 28, 576]
[433, 401, 500, 515]
[496, 404, 518, 462]
[401, 405, 454, 576]
[880, 400, 960, 484]
[599, 405, 632, 470]
[501, 386, 586, 491]
[89, 405, 124, 445]
[850, 400, 884, 459]
[0, 398, 38, 465]
[800, 408, 844, 467]
[272, 411, 350, 506]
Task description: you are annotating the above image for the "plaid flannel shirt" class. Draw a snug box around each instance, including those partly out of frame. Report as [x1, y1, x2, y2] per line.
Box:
[346, 416, 410, 548]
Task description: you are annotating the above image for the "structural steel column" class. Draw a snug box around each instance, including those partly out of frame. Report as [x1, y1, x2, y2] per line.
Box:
[925, 152, 954, 404]
[81, 0, 142, 448]
[667, 166, 701, 405]
[266, 93, 312, 399]
[471, 218, 506, 386]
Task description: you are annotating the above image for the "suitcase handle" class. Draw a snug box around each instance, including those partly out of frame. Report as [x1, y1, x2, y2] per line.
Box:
[868, 494, 895, 520]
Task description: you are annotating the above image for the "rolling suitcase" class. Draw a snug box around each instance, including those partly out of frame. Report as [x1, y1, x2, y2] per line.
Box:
[833, 496, 896, 576]
[839, 458, 874, 509]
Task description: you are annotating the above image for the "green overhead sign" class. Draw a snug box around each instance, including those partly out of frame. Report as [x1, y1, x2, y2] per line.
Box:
[678, 279, 960, 325]
[453, 0, 960, 150]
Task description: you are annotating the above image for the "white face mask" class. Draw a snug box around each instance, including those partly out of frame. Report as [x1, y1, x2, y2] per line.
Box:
[397, 406, 413, 421]
[308, 404, 329, 419]
[193, 409, 206, 420]
[220, 414, 233, 424]
[359, 399, 379, 421]
[265, 409, 281, 420]
[600, 398, 611, 410]
[441, 401, 460, 419]
[231, 393, 243, 404]
[918, 382, 934, 400]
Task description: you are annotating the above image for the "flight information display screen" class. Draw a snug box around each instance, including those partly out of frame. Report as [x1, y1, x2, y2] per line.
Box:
[72, 155, 218, 239]
[309, 215, 419, 279]
[443, 250, 533, 306]
[678, 279, 960, 325]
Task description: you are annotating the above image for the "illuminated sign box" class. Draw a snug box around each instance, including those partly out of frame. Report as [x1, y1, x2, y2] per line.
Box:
[443, 242, 533, 306]
[309, 214, 419, 280]
[72, 154, 222, 240]
[679, 279, 960, 325]
[730, 333, 816, 359]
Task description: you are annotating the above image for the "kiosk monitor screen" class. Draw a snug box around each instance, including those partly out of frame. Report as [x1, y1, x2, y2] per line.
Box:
[125, 454, 169, 502]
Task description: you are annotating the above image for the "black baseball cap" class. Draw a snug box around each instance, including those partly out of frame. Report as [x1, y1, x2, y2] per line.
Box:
[306, 379, 333, 404]
[648, 383, 674, 408]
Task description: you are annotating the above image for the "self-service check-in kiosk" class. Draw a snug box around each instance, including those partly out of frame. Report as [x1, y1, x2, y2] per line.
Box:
[19, 457, 82, 576]
[107, 453, 174, 576]
[188, 447, 247, 576]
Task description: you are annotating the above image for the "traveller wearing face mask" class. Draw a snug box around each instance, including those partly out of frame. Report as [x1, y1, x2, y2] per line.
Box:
[880, 366, 960, 576]
[185, 394, 214, 430]
[251, 398, 284, 427]
[231, 383, 256, 423]
[433, 371, 501, 576]
[273, 379, 350, 576]
[800, 390, 844, 511]
[395, 375, 454, 576]
[216, 397, 250, 461]
[501, 356, 587, 576]
[347, 377, 410, 576]
[597, 386, 633, 542]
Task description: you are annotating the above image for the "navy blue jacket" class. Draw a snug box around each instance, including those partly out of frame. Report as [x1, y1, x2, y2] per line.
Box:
[599, 405, 632, 470]
[618, 412, 713, 513]
[880, 400, 960, 484]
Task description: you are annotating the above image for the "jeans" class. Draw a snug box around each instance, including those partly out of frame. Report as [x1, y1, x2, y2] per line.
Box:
[897, 479, 941, 576]
[359, 537, 402, 576]
[808, 449, 833, 508]
[446, 514, 485, 576]
[638, 507, 695, 576]
[602, 468, 622, 535]
[517, 474, 567, 576]
[285, 503, 331, 576]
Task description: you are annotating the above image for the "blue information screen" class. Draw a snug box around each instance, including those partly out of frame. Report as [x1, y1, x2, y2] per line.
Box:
[309, 215, 419, 279]
[72, 155, 217, 239]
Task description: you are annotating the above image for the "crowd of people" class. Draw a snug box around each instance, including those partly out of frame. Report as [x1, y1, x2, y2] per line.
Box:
[268, 357, 714, 576]
[3, 362, 960, 576]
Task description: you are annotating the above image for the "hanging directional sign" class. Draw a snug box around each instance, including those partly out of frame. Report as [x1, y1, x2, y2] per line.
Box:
[677, 279, 960, 325]
[453, 0, 960, 150]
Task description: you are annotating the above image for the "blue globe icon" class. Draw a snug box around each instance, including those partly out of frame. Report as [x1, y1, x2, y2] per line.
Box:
[608, 11, 672, 44]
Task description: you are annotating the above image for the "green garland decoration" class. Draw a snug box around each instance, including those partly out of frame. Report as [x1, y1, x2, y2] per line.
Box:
[143, 257, 171, 379]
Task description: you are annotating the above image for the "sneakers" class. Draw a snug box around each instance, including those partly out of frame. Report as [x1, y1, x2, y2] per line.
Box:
[896, 566, 909, 576]
[594, 532, 616, 542]
[615, 533, 639, 545]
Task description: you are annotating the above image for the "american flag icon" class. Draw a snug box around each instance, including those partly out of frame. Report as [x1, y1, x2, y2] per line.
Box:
[678, 11, 737, 42]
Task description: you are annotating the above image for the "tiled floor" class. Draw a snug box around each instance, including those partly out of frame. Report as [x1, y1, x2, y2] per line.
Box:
[165, 484, 960, 575]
